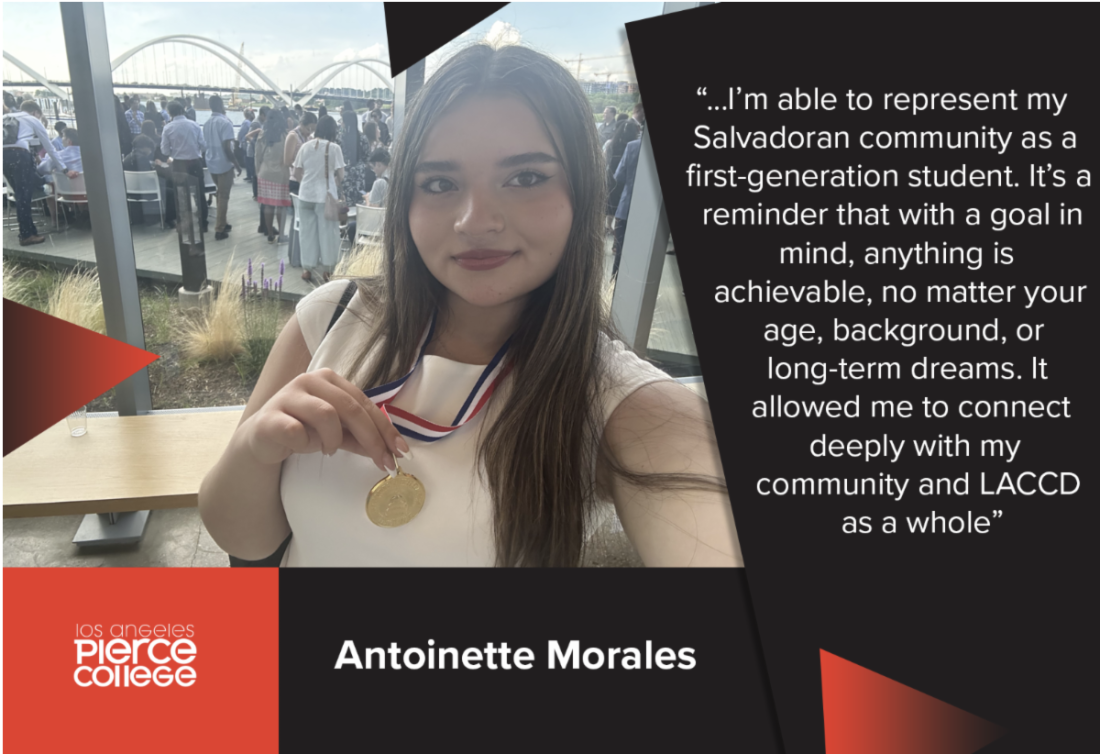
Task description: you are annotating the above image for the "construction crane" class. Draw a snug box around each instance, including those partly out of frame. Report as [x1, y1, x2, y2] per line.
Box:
[229, 42, 244, 108]
[563, 53, 631, 80]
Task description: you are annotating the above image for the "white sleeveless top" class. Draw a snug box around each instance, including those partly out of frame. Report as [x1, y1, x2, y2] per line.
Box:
[279, 280, 673, 566]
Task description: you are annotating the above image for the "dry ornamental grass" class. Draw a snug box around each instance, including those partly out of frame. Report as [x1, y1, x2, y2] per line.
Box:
[334, 237, 385, 279]
[179, 263, 245, 363]
[47, 267, 107, 334]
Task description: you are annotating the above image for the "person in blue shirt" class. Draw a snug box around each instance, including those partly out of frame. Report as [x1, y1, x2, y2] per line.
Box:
[51, 122, 67, 152]
[201, 95, 242, 240]
[611, 137, 643, 279]
[161, 100, 209, 232]
[37, 127, 82, 177]
[161, 102, 205, 160]
[36, 127, 83, 224]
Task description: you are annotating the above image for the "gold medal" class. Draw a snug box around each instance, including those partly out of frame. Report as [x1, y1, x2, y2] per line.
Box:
[366, 464, 426, 527]
[361, 325, 510, 530]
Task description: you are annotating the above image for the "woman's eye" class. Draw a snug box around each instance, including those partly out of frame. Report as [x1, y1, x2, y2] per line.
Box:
[506, 170, 550, 188]
[420, 177, 457, 194]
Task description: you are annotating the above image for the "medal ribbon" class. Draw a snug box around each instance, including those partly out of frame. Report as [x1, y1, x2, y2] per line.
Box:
[363, 314, 512, 443]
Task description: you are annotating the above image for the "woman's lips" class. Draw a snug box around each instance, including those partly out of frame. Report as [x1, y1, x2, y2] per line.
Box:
[452, 250, 517, 271]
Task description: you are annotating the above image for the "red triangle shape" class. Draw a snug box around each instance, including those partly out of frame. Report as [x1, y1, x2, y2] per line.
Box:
[3, 299, 159, 455]
[821, 649, 1005, 754]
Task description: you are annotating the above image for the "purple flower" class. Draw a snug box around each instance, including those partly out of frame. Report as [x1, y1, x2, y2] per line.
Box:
[260, 262, 265, 280]
[247, 258, 253, 280]
[279, 260, 285, 276]
[278, 274, 283, 291]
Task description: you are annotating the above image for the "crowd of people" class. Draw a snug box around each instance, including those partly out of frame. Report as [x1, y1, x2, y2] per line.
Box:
[598, 102, 646, 278]
[4, 90, 394, 280]
[235, 97, 393, 281]
[7, 86, 644, 283]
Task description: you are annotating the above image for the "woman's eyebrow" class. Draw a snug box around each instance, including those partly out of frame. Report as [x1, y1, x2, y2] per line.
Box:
[497, 151, 559, 168]
[414, 159, 460, 173]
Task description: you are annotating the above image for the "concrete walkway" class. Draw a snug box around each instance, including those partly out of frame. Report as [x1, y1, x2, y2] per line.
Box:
[3, 172, 314, 297]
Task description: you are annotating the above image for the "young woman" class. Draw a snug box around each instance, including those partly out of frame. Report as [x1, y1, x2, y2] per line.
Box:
[254, 113, 292, 243]
[290, 114, 344, 282]
[198, 44, 740, 568]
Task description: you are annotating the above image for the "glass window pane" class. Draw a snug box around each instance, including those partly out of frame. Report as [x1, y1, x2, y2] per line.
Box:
[3, 3, 121, 412]
[644, 235, 702, 377]
[99, 3, 390, 409]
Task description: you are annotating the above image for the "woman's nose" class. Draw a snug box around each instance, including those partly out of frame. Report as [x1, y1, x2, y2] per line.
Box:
[454, 186, 505, 237]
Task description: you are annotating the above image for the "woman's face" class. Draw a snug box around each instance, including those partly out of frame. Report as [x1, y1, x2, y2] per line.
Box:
[408, 94, 573, 310]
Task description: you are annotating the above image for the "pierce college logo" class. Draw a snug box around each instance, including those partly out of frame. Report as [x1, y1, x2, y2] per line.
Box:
[73, 623, 198, 688]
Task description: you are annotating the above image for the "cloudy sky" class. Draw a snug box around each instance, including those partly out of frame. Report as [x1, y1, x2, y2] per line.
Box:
[3, 2, 661, 93]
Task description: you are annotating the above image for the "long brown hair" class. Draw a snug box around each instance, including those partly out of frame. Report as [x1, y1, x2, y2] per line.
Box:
[340, 44, 721, 566]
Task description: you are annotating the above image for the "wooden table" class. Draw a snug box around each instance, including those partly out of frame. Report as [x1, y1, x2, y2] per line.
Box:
[3, 410, 242, 519]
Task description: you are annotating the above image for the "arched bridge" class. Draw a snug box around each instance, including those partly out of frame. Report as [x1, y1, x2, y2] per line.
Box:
[5, 36, 392, 107]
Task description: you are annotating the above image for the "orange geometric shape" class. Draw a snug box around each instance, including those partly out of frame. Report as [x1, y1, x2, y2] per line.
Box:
[3, 299, 159, 455]
[821, 649, 1005, 754]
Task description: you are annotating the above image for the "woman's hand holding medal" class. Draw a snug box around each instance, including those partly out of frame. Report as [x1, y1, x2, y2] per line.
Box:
[242, 367, 410, 473]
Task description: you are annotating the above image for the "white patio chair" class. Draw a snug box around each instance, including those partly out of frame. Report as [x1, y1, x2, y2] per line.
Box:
[123, 170, 164, 229]
[356, 204, 384, 240]
[51, 172, 89, 231]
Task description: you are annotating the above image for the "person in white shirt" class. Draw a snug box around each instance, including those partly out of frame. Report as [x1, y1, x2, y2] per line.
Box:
[291, 115, 345, 282]
[3, 100, 71, 244]
[365, 147, 390, 208]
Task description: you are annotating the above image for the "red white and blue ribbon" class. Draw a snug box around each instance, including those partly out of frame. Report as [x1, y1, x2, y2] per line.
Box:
[364, 314, 512, 443]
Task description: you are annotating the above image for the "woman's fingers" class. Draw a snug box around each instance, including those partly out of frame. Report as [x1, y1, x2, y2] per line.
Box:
[277, 389, 347, 457]
[298, 373, 402, 472]
[246, 409, 319, 465]
[312, 370, 408, 460]
[246, 369, 408, 471]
